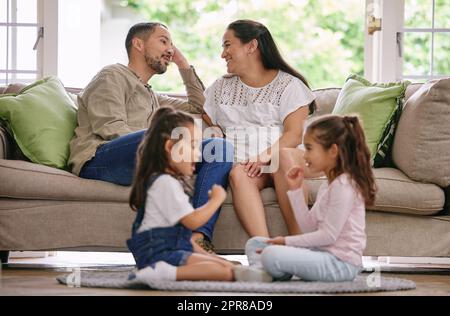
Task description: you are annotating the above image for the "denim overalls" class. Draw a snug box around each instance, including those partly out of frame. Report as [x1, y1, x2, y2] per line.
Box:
[127, 174, 194, 270]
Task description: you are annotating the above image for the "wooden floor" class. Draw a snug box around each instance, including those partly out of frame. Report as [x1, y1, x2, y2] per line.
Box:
[1, 253, 449, 296]
[1, 268, 450, 296]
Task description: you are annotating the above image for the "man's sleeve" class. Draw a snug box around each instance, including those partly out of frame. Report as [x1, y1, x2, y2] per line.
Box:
[157, 66, 205, 114]
[83, 72, 140, 140]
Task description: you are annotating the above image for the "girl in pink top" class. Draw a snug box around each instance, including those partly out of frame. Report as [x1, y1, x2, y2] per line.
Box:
[234, 115, 377, 282]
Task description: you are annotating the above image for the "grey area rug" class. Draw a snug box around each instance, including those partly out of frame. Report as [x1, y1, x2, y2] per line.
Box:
[56, 269, 416, 294]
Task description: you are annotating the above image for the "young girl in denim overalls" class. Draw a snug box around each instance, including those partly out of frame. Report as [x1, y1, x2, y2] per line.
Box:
[234, 114, 377, 282]
[127, 107, 236, 282]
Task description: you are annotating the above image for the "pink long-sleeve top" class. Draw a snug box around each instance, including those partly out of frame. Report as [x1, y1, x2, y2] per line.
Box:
[285, 173, 366, 267]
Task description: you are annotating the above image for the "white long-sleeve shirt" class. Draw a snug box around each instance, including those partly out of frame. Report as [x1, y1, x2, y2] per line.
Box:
[285, 173, 366, 267]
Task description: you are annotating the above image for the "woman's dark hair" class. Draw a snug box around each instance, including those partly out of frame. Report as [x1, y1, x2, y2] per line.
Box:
[129, 107, 195, 211]
[227, 19, 316, 115]
[125, 22, 167, 58]
[305, 114, 377, 206]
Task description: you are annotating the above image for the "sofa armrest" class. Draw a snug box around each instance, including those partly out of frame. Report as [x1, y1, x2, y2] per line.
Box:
[443, 186, 450, 215]
[0, 121, 29, 161]
[0, 122, 10, 159]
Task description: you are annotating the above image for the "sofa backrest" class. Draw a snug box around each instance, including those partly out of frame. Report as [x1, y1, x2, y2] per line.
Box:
[1, 83, 82, 95]
[0, 82, 424, 161]
[310, 83, 423, 117]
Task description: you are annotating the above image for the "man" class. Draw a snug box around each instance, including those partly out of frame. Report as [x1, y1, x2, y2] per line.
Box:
[69, 23, 233, 254]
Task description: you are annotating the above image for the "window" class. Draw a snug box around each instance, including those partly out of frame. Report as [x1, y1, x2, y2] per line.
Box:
[403, 0, 450, 81]
[365, 0, 450, 83]
[0, 0, 40, 85]
[117, 0, 365, 91]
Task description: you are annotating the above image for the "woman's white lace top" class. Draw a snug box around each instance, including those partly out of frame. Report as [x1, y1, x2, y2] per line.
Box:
[204, 71, 315, 162]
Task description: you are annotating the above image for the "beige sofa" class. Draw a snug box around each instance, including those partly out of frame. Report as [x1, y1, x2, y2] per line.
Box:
[1, 81, 449, 264]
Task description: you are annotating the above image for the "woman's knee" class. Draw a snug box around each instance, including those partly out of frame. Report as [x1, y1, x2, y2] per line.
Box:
[229, 165, 248, 186]
[277, 148, 303, 173]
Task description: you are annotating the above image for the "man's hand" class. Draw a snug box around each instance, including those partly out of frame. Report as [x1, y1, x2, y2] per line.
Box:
[285, 165, 305, 190]
[172, 45, 190, 70]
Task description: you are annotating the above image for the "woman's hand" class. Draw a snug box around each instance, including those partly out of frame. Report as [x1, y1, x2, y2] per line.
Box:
[285, 165, 305, 190]
[208, 125, 224, 138]
[266, 236, 286, 245]
[242, 154, 270, 178]
[172, 45, 190, 70]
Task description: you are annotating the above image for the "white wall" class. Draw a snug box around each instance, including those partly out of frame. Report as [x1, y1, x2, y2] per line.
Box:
[41, 0, 145, 87]
[57, 0, 101, 87]
[364, 0, 404, 83]
[100, 0, 146, 68]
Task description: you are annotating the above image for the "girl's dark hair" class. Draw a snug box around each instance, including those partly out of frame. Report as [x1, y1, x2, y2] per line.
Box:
[129, 107, 195, 211]
[227, 19, 316, 115]
[305, 115, 377, 206]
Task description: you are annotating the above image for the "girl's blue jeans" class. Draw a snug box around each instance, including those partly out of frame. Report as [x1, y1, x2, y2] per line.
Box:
[80, 130, 234, 241]
[246, 237, 361, 282]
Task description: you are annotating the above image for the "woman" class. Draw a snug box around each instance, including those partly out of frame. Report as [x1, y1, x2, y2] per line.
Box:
[202, 19, 316, 238]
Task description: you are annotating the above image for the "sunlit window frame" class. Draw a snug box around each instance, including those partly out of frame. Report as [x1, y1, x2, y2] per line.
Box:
[0, 0, 40, 85]
[402, 0, 450, 81]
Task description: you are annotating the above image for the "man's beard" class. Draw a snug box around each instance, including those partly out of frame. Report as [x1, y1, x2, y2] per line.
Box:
[144, 53, 168, 75]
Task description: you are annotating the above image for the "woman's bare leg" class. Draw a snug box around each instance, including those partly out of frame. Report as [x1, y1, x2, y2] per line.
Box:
[272, 148, 307, 235]
[272, 147, 328, 235]
[176, 253, 234, 281]
[229, 164, 272, 237]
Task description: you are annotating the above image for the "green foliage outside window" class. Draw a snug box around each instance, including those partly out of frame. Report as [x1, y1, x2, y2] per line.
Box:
[122, 0, 365, 91]
[404, 0, 450, 78]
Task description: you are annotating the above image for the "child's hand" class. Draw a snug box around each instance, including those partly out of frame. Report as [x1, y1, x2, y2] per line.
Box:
[208, 184, 227, 204]
[266, 236, 286, 245]
[285, 165, 304, 190]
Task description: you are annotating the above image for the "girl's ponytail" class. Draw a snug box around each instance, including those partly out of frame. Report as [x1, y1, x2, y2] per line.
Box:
[341, 116, 377, 205]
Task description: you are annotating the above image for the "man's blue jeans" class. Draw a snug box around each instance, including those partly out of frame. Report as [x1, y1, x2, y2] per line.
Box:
[79, 130, 234, 241]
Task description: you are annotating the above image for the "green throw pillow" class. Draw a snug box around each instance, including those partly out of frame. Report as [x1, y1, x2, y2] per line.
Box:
[0, 76, 77, 169]
[333, 74, 410, 167]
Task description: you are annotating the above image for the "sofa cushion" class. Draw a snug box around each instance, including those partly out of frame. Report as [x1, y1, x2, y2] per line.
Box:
[311, 88, 341, 117]
[405, 83, 422, 100]
[0, 77, 77, 169]
[332, 75, 409, 167]
[224, 167, 443, 216]
[393, 78, 450, 188]
[3, 83, 26, 94]
[304, 168, 444, 216]
[0, 122, 9, 160]
[0, 120, 29, 161]
[0, 159, 130, 202]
